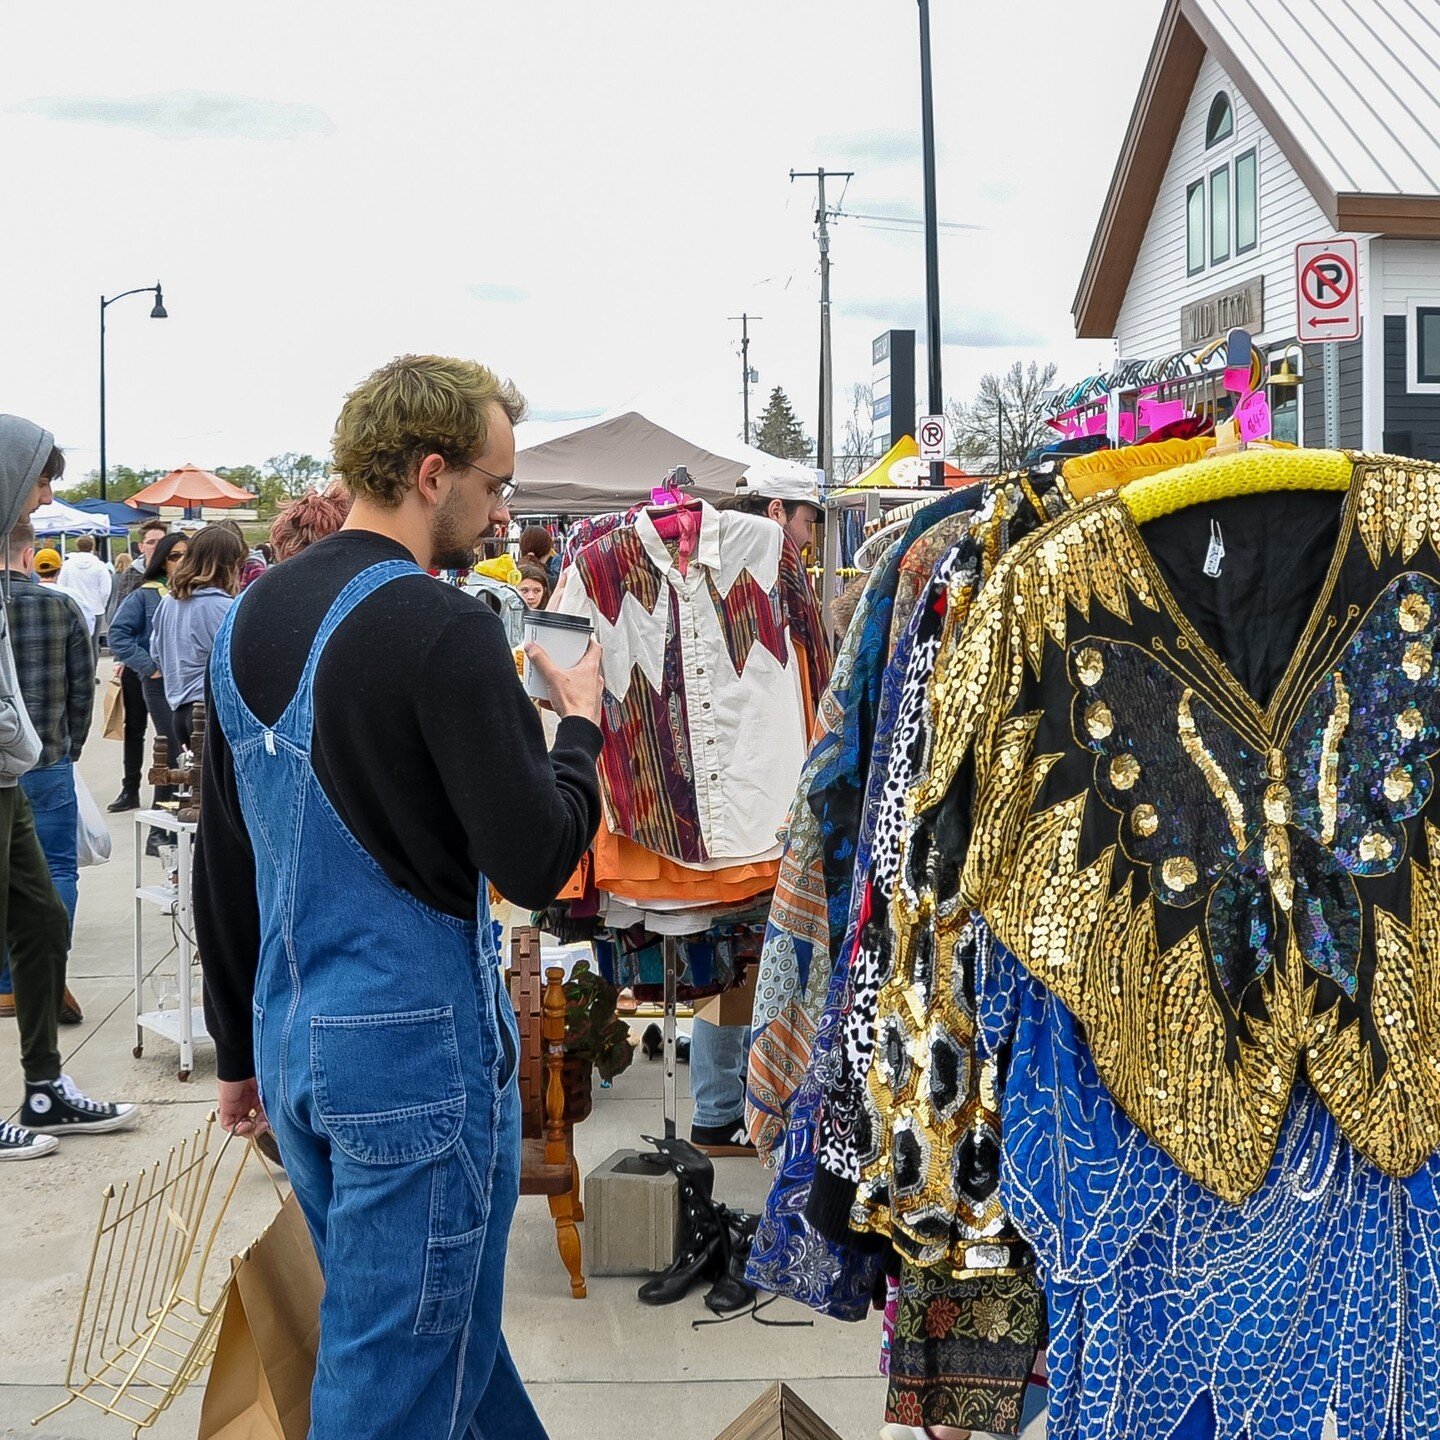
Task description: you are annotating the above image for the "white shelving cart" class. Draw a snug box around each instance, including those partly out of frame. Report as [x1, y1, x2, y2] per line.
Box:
[132, 808, 209, 1080]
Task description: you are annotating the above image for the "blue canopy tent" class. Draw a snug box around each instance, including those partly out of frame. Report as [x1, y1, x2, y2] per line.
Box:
[72, 498, 159, 527]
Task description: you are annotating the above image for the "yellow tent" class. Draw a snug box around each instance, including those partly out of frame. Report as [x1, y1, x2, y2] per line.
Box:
[847, 434, 968, 489]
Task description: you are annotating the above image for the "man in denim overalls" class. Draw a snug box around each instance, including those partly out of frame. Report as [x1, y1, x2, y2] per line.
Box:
[195, 356, 605, 1438]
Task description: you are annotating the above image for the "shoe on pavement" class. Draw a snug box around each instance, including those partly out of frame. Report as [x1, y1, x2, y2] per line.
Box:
[107, 787, 141, 813]
[0, 992, 13, 1019]
[689, 1118, 758, 1158]
[0, 1120, 59, 1160]
[59, 988, 83, 1026]
[21, 1076, 138, 1135]
[144, 830, 164, 858]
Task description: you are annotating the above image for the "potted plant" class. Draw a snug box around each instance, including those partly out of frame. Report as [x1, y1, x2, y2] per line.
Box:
[561, 960, 634, 1122]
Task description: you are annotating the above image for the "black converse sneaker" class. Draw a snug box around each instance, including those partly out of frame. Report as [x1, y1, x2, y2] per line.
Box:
[21, 1076, 137, 1135]
[0, 1120, 59, 1160]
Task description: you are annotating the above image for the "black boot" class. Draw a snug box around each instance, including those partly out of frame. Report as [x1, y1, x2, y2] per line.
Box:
[704, 1209, 760, 1315]
[640, 1135, 716, 1206]
[107, 784, 141, 813]
[636, 1136, 725, 1306]
[636, 1210, 725, 1305]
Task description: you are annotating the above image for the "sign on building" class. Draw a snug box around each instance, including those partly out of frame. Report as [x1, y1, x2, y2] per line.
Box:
[1295, 238, 1361, 343]
[1180, 278, 1265, 348]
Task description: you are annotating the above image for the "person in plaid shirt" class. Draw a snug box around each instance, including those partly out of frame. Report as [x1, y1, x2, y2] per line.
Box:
[0, 521, 94, 1027]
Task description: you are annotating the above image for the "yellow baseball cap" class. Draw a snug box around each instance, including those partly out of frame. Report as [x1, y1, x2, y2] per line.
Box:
[34, 548, 62, 576]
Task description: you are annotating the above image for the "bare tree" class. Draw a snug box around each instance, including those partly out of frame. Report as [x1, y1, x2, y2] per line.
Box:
[946, 360, 1059, 473]
[835, 383, 875, 484]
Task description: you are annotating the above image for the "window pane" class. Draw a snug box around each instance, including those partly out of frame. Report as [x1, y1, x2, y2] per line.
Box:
[1236, 150, 1257, 252]
[1206, 93, 1234, 148]
[1211, 167, 1230, 264]
[1420, 308, 1440, 384]
[1187, 182, 1205, 274]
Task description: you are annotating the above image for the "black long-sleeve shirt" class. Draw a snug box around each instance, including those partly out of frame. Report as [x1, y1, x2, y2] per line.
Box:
[194, 530, 603, 1082]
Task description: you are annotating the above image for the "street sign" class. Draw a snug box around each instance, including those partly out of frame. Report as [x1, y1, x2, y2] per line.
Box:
[1296, 238, 1361, 343]
[917, 413, 947, 460]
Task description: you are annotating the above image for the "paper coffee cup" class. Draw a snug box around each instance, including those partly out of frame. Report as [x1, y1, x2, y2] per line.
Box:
[523, 610, 593, 703]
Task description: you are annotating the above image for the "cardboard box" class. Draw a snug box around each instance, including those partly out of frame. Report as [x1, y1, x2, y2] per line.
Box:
[692, 963, 759, 1028]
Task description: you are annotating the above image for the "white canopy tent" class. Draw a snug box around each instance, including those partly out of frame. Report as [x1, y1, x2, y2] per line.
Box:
[31, 499, 127, 539]
[512, 398, 791, 516]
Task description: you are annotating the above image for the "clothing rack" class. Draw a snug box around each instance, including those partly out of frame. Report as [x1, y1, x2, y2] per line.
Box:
[820, 486, 947, 632]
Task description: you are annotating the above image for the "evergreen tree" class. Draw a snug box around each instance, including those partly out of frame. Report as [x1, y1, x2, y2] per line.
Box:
[751, 386, 811, 460]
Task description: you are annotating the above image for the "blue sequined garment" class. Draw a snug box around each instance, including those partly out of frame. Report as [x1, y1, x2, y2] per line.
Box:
[988, 936, 1440, 1440]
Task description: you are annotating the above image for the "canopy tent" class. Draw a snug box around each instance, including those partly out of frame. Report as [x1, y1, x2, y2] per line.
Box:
[31, 500, 127, 538]
[849, 434, 969, 489]
[129, 465, 253, 510]
[72, 497, 159, 527]
[512, 399, 791, 516]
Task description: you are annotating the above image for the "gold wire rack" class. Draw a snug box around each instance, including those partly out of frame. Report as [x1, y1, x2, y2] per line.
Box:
[33, 1114, 276, 1438]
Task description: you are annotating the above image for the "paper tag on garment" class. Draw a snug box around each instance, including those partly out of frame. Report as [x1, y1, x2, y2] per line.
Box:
[1203, 520, 1225, 578]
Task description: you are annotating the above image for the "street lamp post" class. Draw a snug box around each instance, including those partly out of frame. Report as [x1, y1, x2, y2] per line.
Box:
[99, 282, 167, 506]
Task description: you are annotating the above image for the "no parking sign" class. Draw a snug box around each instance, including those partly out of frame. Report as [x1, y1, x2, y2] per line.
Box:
[1295, 238, 1361, 343]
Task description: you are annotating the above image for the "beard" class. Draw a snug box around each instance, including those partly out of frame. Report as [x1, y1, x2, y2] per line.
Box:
[430, 488, 484, 570]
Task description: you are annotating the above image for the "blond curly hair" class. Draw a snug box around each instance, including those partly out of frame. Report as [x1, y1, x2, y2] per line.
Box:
[332, 354, 526, 508]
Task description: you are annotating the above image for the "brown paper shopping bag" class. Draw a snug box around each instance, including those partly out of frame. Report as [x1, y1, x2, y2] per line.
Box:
[101, 677, 125, 742]
[198, 1191, 323, 1440]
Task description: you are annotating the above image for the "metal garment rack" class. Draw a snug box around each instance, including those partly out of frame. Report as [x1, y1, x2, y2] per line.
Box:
[662, 936, 679, 1139]
[819, 486, 948, 632]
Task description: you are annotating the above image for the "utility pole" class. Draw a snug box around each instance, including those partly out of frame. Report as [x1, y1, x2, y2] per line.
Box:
[791, 166, 853, 486]
[729, 313, 762, 444]
[917, 0, 944, 484]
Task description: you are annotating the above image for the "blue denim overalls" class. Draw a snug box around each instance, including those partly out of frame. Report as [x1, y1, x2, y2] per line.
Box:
[210, 560, 547, 1439]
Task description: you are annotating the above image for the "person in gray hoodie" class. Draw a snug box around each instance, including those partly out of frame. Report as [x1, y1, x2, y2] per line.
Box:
[0, 417, 137, 1160]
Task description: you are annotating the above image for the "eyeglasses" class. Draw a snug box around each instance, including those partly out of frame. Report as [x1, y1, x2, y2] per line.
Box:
[460, 459, 517, 503]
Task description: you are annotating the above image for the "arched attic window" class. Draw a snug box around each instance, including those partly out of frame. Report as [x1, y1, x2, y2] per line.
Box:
[1206, 91, 1234, 148]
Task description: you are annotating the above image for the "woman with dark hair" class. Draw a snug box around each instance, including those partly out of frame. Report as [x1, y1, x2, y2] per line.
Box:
[108, 532, 189, 847]
[151, 525, 246, 745]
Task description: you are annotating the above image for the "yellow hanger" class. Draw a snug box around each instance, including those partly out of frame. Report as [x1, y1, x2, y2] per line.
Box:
[1120, 448, 1352, 525]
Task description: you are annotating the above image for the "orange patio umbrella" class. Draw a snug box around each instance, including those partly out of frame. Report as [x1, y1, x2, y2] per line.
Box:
[129, 464, 253, 509]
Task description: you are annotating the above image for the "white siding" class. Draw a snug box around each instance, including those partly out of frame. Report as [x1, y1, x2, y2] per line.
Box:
[1114, 51, 1350, 359]
[1380, 238, 1440, 315]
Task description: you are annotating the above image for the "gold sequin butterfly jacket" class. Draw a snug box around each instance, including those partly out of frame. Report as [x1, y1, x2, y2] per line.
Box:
[914, 453, 1440, 1202]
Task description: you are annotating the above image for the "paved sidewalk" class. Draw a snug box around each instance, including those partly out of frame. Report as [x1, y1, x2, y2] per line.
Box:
[1, 705, 1042, 1440]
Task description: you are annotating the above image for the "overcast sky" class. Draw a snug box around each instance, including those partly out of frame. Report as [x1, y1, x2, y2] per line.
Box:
[1, 1, 1163, 479]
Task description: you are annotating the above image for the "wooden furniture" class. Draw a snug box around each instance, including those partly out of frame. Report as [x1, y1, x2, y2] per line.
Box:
[508, 928, 587, 1299]
[147, 700, 207, 823]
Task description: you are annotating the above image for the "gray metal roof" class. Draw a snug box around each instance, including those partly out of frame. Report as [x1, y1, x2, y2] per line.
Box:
[1198, 0, 1440, 198]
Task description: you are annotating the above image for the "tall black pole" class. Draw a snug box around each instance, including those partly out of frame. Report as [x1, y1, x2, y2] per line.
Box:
[918, 0, 944, 485]
[98, 296, 108, 504]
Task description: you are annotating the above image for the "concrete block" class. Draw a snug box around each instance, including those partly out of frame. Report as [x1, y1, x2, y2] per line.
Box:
[584, 1148, 680, 1275]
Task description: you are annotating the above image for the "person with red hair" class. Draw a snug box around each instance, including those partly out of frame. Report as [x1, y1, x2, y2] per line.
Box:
[269, 481, 353, 562]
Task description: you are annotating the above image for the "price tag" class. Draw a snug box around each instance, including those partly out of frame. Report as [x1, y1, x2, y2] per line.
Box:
[1236, 390, 1272, 442]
